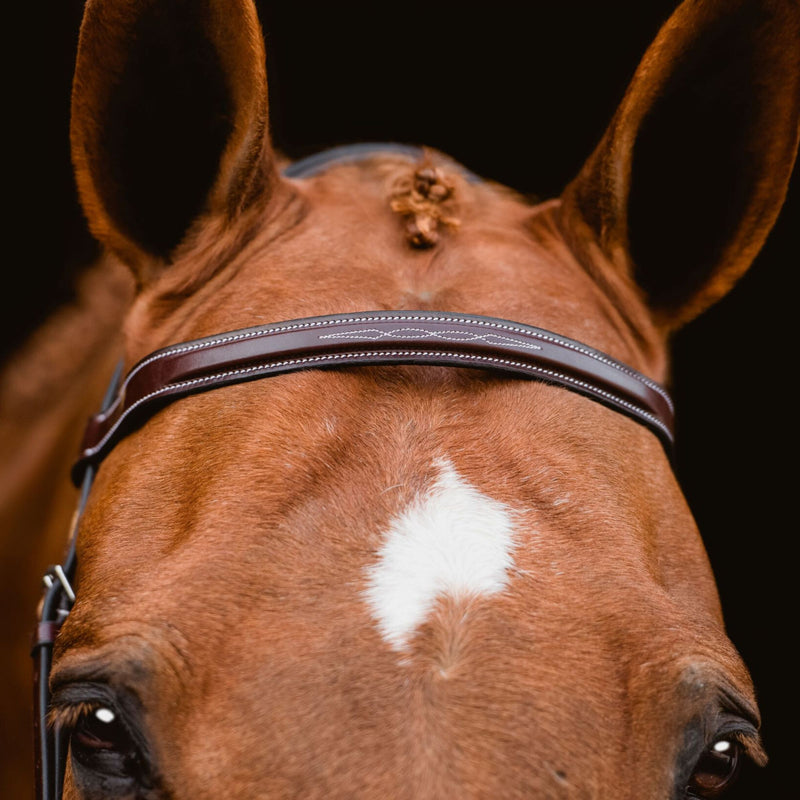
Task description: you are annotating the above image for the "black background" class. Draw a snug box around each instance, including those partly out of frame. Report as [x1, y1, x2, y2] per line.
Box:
[19, 2, 797, 797]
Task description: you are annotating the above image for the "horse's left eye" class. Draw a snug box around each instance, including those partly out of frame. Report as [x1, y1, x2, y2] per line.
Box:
[70, 706, 140, 779]
[686, 739, 741, 798]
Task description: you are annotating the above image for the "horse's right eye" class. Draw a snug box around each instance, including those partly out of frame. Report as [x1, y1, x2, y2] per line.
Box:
[70, 706, 141, 780]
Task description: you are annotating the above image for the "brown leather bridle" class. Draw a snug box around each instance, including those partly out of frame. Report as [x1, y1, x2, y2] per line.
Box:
[32, 307, 674, 798]
[75, 310, 674, 482]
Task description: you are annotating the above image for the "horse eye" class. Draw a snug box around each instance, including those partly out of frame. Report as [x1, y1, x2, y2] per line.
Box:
[686, 739, 741, 798]
[70, 706, 140, 778]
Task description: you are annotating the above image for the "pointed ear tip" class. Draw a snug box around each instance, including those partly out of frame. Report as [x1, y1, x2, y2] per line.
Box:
[67, 0, 275, 275]
[559, 0, 800, 326]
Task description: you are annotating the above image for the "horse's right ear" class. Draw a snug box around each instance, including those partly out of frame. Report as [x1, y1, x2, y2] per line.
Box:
[71, 0, 275, 281]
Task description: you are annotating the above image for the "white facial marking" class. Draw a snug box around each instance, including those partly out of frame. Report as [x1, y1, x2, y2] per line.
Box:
[364, 458, 517, 651]
[95, 708, 115, 724]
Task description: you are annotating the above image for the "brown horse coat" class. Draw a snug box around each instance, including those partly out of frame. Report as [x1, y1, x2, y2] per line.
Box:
[2, 0, 798, 797]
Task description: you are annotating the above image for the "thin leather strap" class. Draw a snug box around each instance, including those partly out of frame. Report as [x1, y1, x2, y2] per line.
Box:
[33, 365, 122, 800]
[73, 311, 674, 483]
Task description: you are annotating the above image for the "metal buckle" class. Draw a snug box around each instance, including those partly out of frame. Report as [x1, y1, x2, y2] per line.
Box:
[42, 565, 76, 605]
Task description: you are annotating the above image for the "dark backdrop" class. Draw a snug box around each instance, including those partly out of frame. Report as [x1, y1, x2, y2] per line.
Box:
[20, 2, 797, 797]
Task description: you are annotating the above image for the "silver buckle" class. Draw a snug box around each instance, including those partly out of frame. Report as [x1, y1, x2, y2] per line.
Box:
[42, 564, 76, 605]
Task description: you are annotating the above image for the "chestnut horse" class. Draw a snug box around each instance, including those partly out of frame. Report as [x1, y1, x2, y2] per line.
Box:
[1, 0, 798, 797]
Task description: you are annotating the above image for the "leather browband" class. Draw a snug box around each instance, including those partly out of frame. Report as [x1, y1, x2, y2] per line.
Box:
[73, 311, 674, 483]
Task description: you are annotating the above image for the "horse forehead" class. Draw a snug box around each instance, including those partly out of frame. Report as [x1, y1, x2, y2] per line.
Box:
[64, 409, 724, 795]
[82, 472, 658, 778]
[78, 417, 691, 654]
[127, 505, 689, 800]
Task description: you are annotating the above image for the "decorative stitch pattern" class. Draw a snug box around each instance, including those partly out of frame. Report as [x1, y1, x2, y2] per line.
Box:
[318, 328, 543, 350]
[82, 348, 672, 465]
[113, 314, 673, 412]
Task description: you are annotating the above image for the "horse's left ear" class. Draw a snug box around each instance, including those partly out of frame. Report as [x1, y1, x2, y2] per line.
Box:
[560, 0, 800, 331]
[70, 0, 275, 279]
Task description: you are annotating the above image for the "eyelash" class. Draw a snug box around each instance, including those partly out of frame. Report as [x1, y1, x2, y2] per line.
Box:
[49, 701, 104, 732]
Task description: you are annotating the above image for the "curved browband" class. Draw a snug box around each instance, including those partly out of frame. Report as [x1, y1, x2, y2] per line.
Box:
[73, 311, 674, 483]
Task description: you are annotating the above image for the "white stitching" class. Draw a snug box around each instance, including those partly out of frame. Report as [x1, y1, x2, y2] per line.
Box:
[83, 349, 672, 461]
[116, 313, 673, 411]
[318, 328, 543, 350]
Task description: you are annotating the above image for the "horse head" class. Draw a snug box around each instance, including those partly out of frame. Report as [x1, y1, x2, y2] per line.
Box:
[45, 0, 799, 797]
